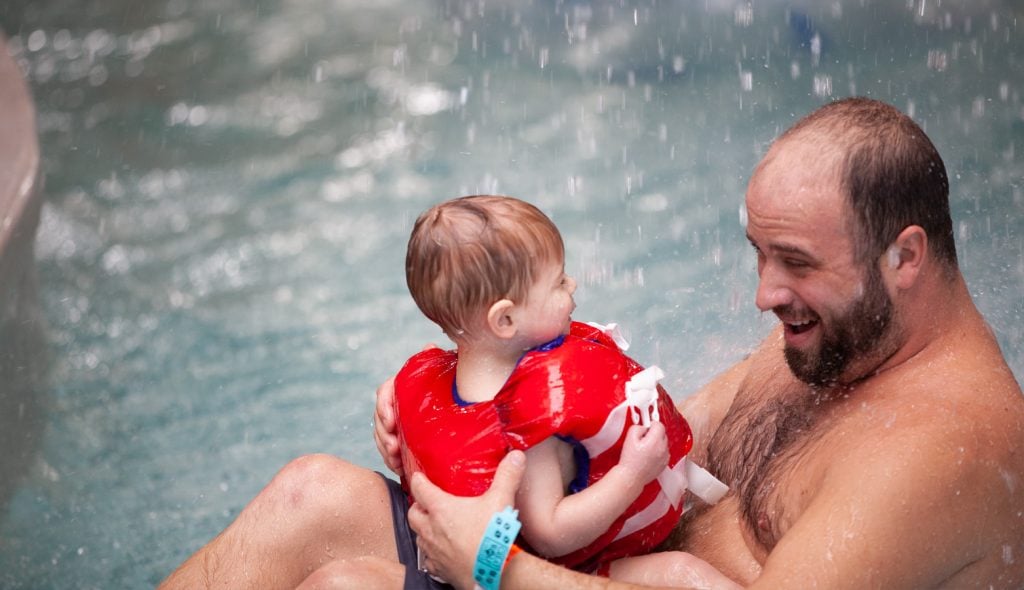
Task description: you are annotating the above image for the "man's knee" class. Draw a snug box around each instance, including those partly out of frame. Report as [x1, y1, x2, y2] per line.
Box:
[274, 453, 349, 492]
[260, 454, 390, 530]
[297, 556, 405, 590]
[265, 454, 365, 510]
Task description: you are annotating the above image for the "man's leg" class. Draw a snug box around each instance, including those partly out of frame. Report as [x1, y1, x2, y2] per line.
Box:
[296, 556, 407, 590]
[159, 454, 399, 590]
[608, 551, 742, 589]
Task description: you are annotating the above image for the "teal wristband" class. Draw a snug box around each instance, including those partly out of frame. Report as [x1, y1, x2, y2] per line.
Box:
[473, 506, 521, 590]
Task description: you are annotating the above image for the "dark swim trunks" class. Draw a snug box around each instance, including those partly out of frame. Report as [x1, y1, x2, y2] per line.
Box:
[380, 473, 454, 590]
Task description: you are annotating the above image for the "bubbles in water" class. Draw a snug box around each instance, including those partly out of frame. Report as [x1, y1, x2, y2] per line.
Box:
[87, 65, 108, 86]
[97, 173, 126, 200]
[101, 245, 132, 275]
[27, 30, 46, 52]
[335, 125, 411, 169]
[188, 105, 210, 126]
[404, 84, 452, 116]
[166, 102, 214, 127]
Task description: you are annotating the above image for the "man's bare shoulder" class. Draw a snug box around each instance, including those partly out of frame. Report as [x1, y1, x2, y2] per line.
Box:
[813, 335, 1024, 587]
[839, 330, 1024, 472]
[762, 367, 1024, 588]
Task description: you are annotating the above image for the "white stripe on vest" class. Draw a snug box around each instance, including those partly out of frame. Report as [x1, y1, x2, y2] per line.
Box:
[577, 367, 729, 542]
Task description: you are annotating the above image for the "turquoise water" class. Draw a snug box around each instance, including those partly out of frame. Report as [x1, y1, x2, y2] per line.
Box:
[1, 0, 1021, 586]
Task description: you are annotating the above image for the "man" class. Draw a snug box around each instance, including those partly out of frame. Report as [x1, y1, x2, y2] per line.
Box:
[406, 97, 1024, 589]
[160, 98, 1024, 589]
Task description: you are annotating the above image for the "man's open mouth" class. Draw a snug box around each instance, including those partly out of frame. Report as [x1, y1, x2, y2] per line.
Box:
[786, 319, 818, 335]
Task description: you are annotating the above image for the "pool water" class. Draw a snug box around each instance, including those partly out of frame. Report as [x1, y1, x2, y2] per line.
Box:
[1, 0, 1022, 587]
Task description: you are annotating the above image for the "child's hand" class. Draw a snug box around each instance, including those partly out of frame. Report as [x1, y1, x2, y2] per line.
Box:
[618, 422, 669, 485]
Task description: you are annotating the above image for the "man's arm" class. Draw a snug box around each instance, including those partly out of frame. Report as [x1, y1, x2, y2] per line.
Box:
[409, 451, 677, 590]
[516, 424, 668, 557]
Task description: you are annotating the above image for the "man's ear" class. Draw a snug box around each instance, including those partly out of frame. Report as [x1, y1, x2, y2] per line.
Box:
[885, 225, 927, 290]
[486, 299, 517, 339]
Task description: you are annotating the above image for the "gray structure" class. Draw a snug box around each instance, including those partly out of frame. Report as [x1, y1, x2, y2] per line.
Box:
[0, 34, 45, 514]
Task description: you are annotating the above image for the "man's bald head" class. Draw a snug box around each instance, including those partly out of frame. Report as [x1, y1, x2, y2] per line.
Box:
[760, 97, 957, 272]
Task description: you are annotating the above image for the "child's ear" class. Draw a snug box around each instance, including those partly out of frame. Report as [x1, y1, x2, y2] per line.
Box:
[486, 299, 517, 339]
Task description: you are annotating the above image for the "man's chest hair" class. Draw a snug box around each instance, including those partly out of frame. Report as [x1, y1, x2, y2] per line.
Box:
[705, 379, 837, 550]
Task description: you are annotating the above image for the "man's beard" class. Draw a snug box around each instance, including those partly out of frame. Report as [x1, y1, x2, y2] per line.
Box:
[783, 264, 895, 387]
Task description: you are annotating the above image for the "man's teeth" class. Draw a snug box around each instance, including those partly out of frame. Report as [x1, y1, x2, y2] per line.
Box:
[787, 319, 815, 334]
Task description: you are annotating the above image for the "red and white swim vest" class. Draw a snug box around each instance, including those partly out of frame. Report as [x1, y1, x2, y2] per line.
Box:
[394, 321, 694, 570]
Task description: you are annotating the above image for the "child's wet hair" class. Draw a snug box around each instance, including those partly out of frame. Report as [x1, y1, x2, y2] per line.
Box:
[406, 195, 564, 338]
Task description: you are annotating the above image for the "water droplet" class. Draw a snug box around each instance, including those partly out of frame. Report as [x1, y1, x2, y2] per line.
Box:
[813, 75, 832, 97]
[739, 70, 753, 92]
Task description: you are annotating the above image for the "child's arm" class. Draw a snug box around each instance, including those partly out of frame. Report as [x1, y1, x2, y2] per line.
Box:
[515, 422, 669, 558]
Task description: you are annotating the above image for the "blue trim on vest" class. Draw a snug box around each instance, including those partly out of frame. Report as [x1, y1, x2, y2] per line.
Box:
[557, 435, 591, 494]
[533, 333, 566, 352]
[452, 379, 474, 407]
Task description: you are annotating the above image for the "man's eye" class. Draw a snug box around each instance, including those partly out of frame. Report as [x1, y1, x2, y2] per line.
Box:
[784, 258, 809, 268]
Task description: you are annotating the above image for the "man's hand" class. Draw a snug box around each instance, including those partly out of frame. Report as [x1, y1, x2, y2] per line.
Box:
[408, 450, 527, 590]
[373, 376, 403, 477]
[377, 345, 441, 476]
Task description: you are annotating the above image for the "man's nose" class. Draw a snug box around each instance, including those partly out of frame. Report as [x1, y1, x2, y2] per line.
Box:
[754, 265, 792, 312]
[567, 276, 578, 294]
